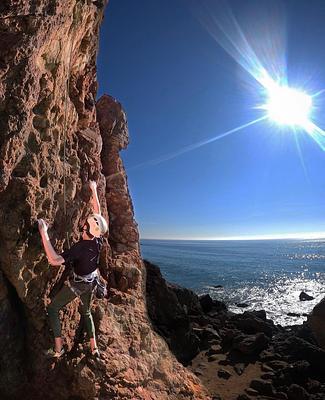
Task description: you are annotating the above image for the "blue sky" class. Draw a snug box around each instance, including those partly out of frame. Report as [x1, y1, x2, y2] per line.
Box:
[97, 0, 325, 240]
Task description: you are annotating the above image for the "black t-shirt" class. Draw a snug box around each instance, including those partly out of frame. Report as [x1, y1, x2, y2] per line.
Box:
[61, 237, 103, 276]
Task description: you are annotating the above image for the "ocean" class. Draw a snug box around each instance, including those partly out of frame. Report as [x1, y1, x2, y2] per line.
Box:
[140, 239, 325, 326]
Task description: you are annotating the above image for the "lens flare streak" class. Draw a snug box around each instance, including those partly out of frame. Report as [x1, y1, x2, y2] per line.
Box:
[132, 115, 267, 169]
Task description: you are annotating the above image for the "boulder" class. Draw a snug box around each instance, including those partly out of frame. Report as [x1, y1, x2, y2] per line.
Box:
[308, 297, 325, 348]
[199, 293, 227, 313]
[233, 332, 270, 355]
[299, 292, 314, 301]
[231, 311, 275, 337]
[236, 303, 249, 308]
[287, 384, 309, 400]
[218, 368, 232, 379]
[250, 379, 275, 396]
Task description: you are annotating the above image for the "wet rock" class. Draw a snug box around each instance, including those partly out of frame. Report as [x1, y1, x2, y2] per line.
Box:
[299, 292, 314, 301]
[236, 303, 249, 308]
[287, 312, 301, 317]
[199, 293, 227, 313]
[200, 294, 214, 313]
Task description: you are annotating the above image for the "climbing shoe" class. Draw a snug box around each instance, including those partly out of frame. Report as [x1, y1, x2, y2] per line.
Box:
[91, 348, 101, 359]
[45, 348, 65, 359]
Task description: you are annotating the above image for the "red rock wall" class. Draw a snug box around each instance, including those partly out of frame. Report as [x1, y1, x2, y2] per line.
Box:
[0, 1, 210, 399]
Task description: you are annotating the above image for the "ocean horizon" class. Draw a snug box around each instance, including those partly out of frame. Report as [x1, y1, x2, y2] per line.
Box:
[140, 238, 325, 326]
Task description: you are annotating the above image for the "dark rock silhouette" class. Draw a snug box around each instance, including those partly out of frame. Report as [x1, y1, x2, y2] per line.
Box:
[299, 291, 314, 301]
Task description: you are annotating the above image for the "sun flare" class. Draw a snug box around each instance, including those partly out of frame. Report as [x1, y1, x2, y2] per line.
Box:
[263, 84, 312, 128]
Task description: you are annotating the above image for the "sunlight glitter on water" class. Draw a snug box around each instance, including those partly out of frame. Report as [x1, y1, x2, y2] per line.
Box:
[205, 275, 325, 326]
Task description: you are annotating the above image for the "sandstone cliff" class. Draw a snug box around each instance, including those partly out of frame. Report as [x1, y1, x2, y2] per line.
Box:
[0, 1, 210, 399]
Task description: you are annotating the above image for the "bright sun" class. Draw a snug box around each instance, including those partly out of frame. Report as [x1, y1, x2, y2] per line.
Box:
[264, 85, 312, 127]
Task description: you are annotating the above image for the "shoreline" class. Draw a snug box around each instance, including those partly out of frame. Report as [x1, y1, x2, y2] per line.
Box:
[145, 259, 325, 400]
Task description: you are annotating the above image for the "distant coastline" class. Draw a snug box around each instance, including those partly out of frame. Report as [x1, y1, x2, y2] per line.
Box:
[141, 232, 325, 241]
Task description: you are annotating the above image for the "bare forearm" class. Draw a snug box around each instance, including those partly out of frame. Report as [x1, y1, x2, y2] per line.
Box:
[40, 232, 63, 265]
[91, 189, 101, 214]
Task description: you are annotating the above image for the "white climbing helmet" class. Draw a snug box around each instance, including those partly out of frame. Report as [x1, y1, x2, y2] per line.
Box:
[86, 214, 108, 238]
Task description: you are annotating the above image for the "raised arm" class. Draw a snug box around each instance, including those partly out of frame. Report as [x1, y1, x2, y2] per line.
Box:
[89, 180, 101, 215]
[38, 219, 65, 266]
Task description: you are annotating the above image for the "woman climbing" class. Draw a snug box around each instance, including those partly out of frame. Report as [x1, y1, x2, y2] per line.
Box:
[38, 180, 108, 358]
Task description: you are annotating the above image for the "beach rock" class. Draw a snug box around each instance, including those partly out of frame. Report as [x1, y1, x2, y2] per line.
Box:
[199, 293, 227, 314]
[260, 350, 279, 362]
[287, 384, 309, 400]
[245, 388, 259, 396]
[218, 368, 232, 379]
[200, 294, 214, 312]
[206, 344, 222, 356]
[261, 372, 275, 380]
[275, 392, 288, 400]
[299, 292, 314, 301]
[231, 311, 275, 337]
[234, 363, 246, 375]
[261, 363, 275, 372]
[237, 395, 252, 400]
[236, 303, 249, 308]
[233, 332, 270, 355]
[267, 360, 289, 371]
[208, 354, 219, 362]
[273, 335, 325, 376]
[250, 379, 275, 396]
[196, 326, 222, 350]
[219, 359, 230, 366]
[287, 312, 301, 317]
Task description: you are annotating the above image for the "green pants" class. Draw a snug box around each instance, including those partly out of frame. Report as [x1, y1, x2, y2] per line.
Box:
[48, 283, 95, 338]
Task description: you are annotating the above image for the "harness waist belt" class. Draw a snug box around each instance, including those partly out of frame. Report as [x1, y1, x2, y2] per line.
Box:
[73, 270, 98, 284]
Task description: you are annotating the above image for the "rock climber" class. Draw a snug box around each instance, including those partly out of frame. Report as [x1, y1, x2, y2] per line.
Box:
[38, 180, 108, 358]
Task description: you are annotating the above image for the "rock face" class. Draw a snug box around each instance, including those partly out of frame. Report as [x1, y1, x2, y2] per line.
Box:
[0, 2, 209, 399]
